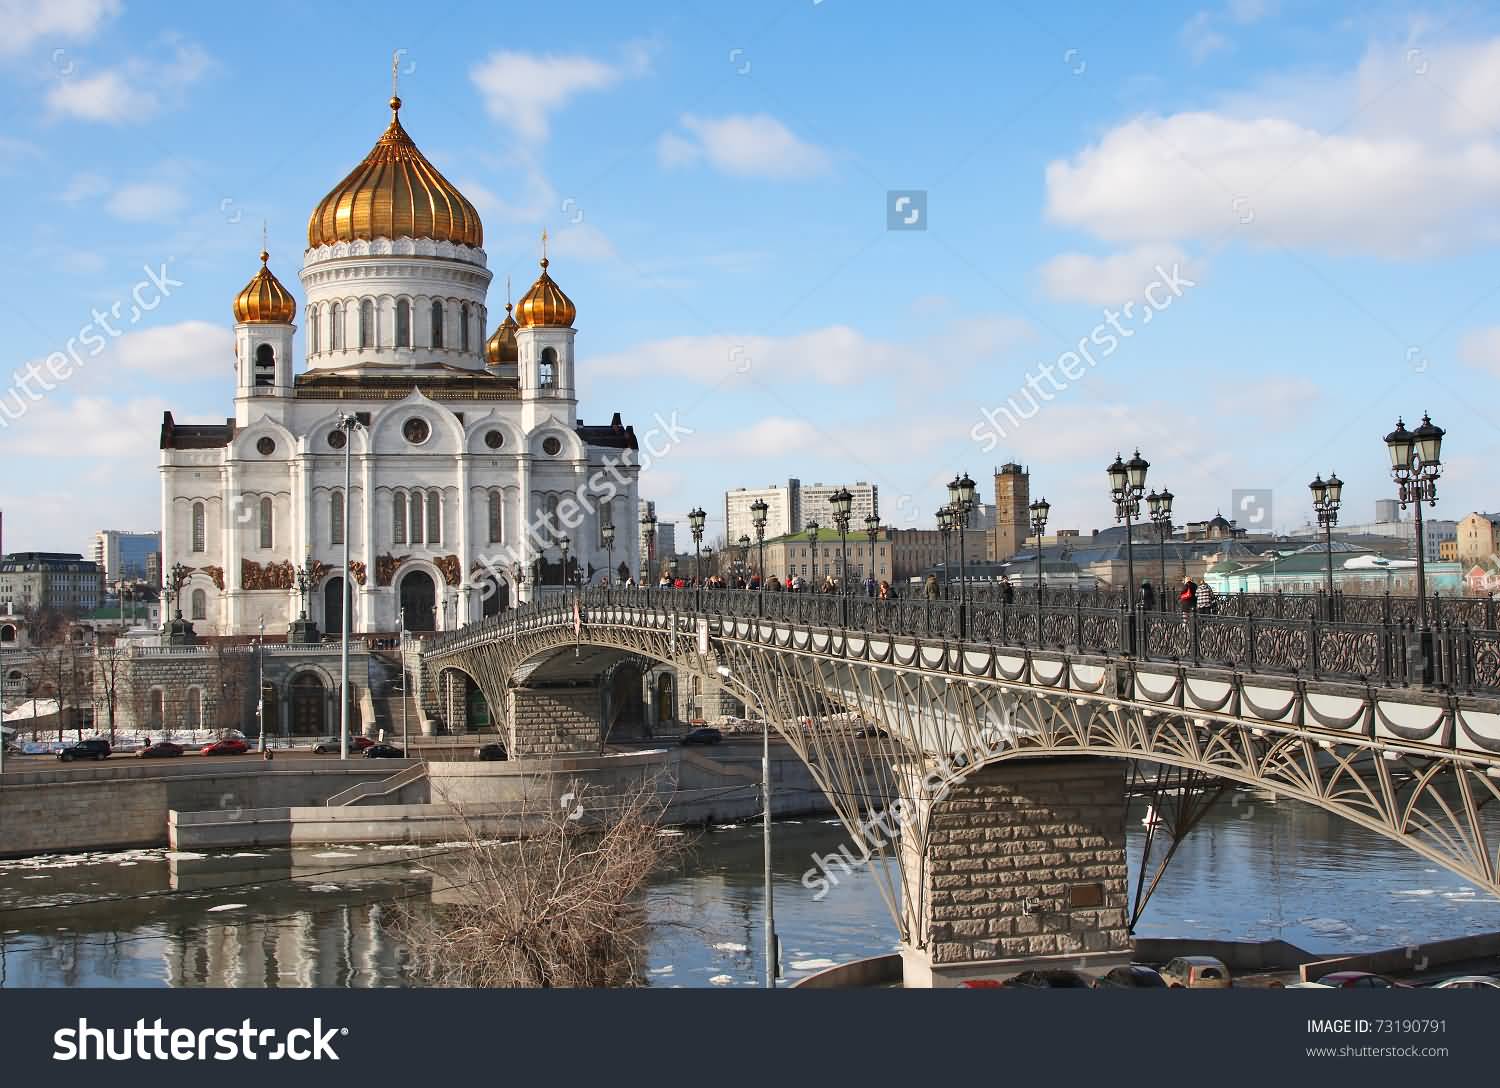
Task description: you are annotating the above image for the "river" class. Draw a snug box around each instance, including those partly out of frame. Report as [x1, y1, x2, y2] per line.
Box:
[1, 794, 1496, 987]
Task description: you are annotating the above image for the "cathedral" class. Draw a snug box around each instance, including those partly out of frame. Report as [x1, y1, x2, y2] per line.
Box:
[160, 91, 640, 636]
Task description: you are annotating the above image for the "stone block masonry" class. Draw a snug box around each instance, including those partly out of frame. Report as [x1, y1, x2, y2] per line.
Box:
[904, 756, 1131, 985]
[508, 686, 602, 756]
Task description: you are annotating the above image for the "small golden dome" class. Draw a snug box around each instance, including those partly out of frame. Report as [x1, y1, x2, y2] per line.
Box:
[233, 251, 296, 324]
[307, 97, 482, 249]
[515, 257, 576, 328]
[485, 302, 519, 366]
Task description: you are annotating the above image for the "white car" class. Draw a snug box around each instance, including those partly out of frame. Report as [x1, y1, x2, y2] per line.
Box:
[1430, 975, 1500, 989]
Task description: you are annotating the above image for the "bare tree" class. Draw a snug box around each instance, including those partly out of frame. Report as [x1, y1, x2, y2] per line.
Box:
[94, 634, 129, 745]
[393, 779, 681, 987]
[211, 641, 253, 734]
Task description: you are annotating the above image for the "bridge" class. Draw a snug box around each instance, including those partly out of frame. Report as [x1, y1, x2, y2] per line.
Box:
[410, 586, 1500, 986]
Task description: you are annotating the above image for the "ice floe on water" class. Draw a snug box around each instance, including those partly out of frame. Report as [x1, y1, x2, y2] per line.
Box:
[1392, 889, 1437, 896]
[713, 942, 748, 953]
[228, 853, 267, 859]
[713, 824, 742, 830]
[206, 903, 246, 913]
[310, 852, 359, 859]
[648, 965, 674, 975]
[1300, 918, 1352, 936]
[656, 829, 685, 836]
[708, 974, 734, 985]
[306, 884, 341, 893]
[163, 852, 206, 862]
[789, 958, 837, 971]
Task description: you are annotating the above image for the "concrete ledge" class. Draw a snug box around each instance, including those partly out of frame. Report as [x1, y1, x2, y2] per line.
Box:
[792, 953, 903, 989]
[1301, 931, 1500, 982]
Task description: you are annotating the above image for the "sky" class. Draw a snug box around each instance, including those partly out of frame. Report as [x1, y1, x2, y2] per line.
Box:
[3, 0, 1500, 553]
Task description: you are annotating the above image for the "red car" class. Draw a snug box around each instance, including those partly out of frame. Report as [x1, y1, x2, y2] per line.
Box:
[313, 736, 375, 753]
[1312, 971, 1412, 989]
[138, 741, 184, 758]
[201, 737, 250, 755]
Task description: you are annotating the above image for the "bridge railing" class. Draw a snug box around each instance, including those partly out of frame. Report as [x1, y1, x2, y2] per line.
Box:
[415, 585, 1500, 695]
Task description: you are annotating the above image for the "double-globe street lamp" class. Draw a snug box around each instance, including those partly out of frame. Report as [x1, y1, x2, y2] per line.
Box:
[864, 513, 880, 592]
[936, 506, 954, 595]
[831, 486, 854, 624]
[1147, 487, 1174, 611]
[737, 534, 751, 583]
[805, 521, 820, 590]
[1308, 471, 1343, 603]
[750, 498, 769, 583]
[559, 535, 571, 592]
[1385, 414, 1445, 682]
[947, 472, 977, 638]
[602, 522, 616, 587]
[1029, 497, 1050, 631]
[689, 507, 707, 604]
[1107, 450, 1150, 651]
[640, 510, 657, 586]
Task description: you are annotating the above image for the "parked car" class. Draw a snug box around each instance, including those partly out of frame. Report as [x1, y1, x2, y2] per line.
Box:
[138, 741, 184, 758]
[58, 738, 111, 762]
[1160, 956, 1232, 989]
[1429, 975, 1500, 989]
[680, 727, 723, 746]
[1097, 964, 1167, 989]
[853, 726, 891, 739]
[475, 742, 507, 761]
[364, 744, 405, 758]
[1305, 971, 1412, 989]
[1001, 970, 1096, 989]
[312, 736, 375, 754]
[200, 737, 250, 756]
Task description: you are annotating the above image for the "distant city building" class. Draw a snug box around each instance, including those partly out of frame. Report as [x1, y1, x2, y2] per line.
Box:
[1374, 498, 1401, 524]
[1206, 546, 1465, 596]
[1181, 513, 1244, 541]
[760, 526, 895, 585]
[1440, 538, 1458, 561]
[638, 501, 678, 578]
[145, 551, 162, 588]
[1454, 512, 1500, 564]
[724, 480, 800, 543]
[799, 481, 878, 530]
[988, 463, 1030, 561]
[1290, 503, 1456, 559]
[94, 530, 161, 584]
[0, 552, 103, 613]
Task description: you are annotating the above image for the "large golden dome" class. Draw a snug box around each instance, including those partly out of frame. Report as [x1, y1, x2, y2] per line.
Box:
[485, 302, 519, 365]
[306, 97, 482, 250]
[515, 257, 576, 328]
[233, 251, 296, 324]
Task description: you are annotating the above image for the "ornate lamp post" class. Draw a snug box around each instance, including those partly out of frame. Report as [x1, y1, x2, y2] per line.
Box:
[864, 513, 880, 590]
[641, 510, 657, 585]
[1309, 472, 1343, 600]
[602, 522, 616, 587]
[290, 552, 320, 644]
[1386, 415, 1445, 680]
[335, 412, 362, 760]
[1029, 497, 1050, 629]
[750, 498, 769, 583]
[831, 486, 853, 594]
[511, 561, 526, 609]
[1147, 487, 1174, 610]
[689, 507, 707, 584]
[1107, 450, 1149, 613]
[805, 521, 820, 591]
[559, 534, 571, 592]
[737, 534, 751, 583]
[937, 506, 955, 595]
[947, 472, 977, 637]
[462, 582, 473, 624]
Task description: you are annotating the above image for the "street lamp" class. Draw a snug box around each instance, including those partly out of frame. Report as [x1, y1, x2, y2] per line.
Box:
[1108, 450, 1149, 628]
[750, 498, 769, 584]
[602, 522, 616, 587]
[335, 412, 362, 760]
[1386, 414, 1444, 677]
[831, 487, 853, 597]
[864, 513, 880, 592]
[641, 510, 657, 585]
[1309, 472, 1342, 600]
[559, 534, 571, 592]
[1147, 488, 1174, 610]
[937, 506, 955, 595]
[805, 521, 820, 591]
[737, 534, 751, 584]
[947, 472, 976, 637]
[689, 507, 707, 587]
[1029, 497, 1050, 630]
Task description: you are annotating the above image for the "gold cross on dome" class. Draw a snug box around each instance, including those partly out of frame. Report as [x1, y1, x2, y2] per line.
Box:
[541, 228, 548, 261]
[391, 50, 400, 99]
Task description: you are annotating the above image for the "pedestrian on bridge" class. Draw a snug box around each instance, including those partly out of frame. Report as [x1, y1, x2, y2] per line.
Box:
[924, 574, 941, 600]
[865, 574, 877, 597]
[1179, 577, 1198, 619]
[1140, 580, 1155, 611]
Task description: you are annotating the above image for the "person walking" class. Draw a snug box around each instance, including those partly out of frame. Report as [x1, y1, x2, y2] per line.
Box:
[1140, 580, 1155, 612]
[864, 573, 877, 597]
[1179, 576, 1197, 620]
[924, 573, 941, 600]
[1001, 578, 1015, 605]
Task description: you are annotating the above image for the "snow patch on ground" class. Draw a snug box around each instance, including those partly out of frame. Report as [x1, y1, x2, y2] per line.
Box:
[713, 942, 748, 953]
[310, 852, 360, 859]
[206, 903, 247, 913]
[708, 974, 734, 985]
[306, 884, 341, 893]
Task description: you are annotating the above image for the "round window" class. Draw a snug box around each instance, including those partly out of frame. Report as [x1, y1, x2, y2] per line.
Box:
[542, 436, 561, 456]
[327, 430, 347, 449]
[256, 436, 276, 456]
[403, 417, 431, 445]
[484, 429, 504, 449]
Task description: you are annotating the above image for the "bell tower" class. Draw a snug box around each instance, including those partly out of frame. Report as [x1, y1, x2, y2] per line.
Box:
[232, 248, 296, 416]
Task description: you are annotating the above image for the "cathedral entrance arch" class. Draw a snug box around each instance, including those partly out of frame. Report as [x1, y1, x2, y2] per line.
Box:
[400, 569, 437, 632]
[290, 672, 327, 736]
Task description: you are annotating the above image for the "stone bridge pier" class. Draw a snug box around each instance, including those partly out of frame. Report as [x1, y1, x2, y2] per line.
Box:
[900, 756, 1133, 988]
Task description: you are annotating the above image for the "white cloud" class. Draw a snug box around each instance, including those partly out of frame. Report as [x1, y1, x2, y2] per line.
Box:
[1181, 12, 1229, 64]
[45, 40, 212, 123]
[113, 321, 233, 378]
[0, 394, 168, 458]
[550, 222, 617, 263]
[470, 44, 653, 143]
[105, 182, 186, 222]
[60, 171, 108, 202]
[1459, 327, 1500, 375]
[1038, 245, 1197, 305]
[0, 0, 118, 57]
[658, 114, 832, 179]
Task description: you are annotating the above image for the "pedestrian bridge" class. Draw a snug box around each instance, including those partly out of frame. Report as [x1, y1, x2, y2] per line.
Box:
[414, 587, 1500, 984]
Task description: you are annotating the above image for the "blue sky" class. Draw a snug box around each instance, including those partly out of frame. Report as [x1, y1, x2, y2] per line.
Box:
[4, 0, 1500, 554]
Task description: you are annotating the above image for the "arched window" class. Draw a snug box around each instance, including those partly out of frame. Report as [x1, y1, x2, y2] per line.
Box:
[331, 302, 343, 350]
[430, 300, 444, 348]
[331, 490, 345, 545]
[191, 588, 206, 620]
[191, 502, 205, 553]
[396, 300, 411, 347]
[359, 299, 374, 348]
[427, 489, 441, 544]
[460, 303, 471, 352]
[259, 497, 273, 550]
[393, 492, 407, 545]
[488, 490, 503, 543]
[253, 343, 275, 386]
[539, 346, 557, 390]
[310, 308, 320, 353]
[185, 687, 201, 728]
[410, 490, 424, 544]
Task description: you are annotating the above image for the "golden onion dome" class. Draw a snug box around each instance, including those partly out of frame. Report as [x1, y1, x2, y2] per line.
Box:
[485, 302, 519, 366]
[233, 251, 297, 324]
[515, 257, 576, 328]
[306, 97, 482, 250]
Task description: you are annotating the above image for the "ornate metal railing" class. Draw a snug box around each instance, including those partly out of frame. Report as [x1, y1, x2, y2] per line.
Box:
[417, 585, 1500, 694]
